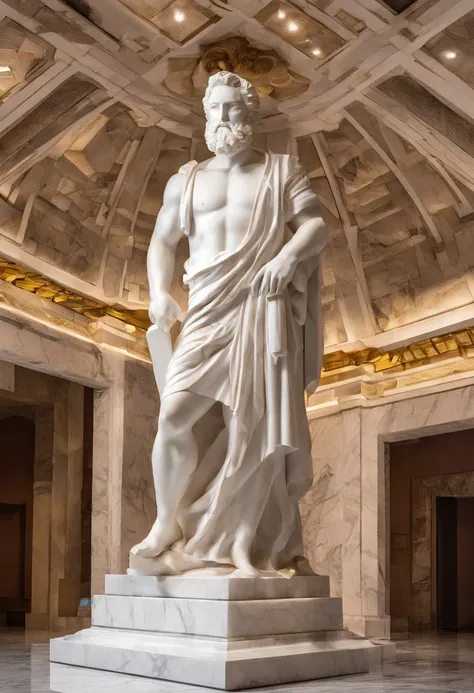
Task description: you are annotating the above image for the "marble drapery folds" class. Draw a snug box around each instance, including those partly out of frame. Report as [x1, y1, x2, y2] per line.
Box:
[131, 152, 323, 576]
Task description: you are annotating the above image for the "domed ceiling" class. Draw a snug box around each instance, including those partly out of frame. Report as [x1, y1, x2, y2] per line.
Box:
[1, 0, 474, 361]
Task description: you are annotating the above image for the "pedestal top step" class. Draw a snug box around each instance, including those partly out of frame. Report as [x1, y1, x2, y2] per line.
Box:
[110, 574, 330, 600]
[93, 594, 343, 638]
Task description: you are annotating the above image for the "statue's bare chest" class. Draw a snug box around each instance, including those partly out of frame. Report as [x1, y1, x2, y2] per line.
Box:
[192, 163, 265, 221]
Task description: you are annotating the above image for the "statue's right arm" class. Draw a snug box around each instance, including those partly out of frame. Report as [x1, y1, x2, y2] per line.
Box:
[147, 172, 185, 329]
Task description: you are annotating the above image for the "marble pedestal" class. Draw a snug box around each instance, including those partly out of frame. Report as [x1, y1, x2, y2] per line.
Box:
[50, 575, 382, 690]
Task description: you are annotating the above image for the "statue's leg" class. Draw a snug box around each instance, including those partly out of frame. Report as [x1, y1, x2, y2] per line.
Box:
[131, 390, 214, 558]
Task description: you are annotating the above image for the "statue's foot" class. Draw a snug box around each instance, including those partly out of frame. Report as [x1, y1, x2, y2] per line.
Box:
[232, 565, 260, 577]
[232, 542, 259, 577]
[292, 556, 319, 576]
[130, 521, 181, 558]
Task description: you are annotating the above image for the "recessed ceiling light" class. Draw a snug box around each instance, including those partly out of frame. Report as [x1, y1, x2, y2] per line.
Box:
[277, 9, 286, 19]
[444, 50, 457, 60]
[288, 21, 298, 32]
[312, 48, 322, 57]
[0, 66, 12, 74]
[174, 10, 185, 22]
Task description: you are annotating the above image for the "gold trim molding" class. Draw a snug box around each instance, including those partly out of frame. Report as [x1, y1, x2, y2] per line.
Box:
[323, 330, 474, 375]
[0, 257, 150, 332]
[2, 255, 474, 376]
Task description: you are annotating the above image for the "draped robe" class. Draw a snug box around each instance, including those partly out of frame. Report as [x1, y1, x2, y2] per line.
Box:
[131, 151, 324, 576]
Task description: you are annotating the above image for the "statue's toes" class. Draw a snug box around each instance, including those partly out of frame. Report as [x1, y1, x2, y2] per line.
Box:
[130, 541, 157, 558]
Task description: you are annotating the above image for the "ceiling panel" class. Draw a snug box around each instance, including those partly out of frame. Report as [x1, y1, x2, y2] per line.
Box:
[255, 1, 347, 62]
[424, 10, 474, 90]
[116, 0, 219, 43]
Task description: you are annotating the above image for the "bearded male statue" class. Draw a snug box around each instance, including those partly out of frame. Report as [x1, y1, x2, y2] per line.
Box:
[130, 71, 328, 577]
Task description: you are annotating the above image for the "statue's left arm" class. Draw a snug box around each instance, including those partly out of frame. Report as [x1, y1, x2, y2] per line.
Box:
[251, 158, 328, 296]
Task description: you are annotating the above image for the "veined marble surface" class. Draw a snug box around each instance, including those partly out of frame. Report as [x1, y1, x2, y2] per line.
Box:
[50, 627, 372, 690]
[51, 575, 372, 689]
[91, 594, 343, 637]
[2, 630, 474, 692]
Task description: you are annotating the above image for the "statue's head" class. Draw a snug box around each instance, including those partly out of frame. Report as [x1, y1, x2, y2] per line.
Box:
[203, 71, 259, 155]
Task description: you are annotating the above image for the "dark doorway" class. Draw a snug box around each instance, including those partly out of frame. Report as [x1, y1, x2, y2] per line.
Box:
[390, 429, 474, 634]
[0, 503, 27, 626]
[0, 416, 35, 627]
[437, 496, 474, 632]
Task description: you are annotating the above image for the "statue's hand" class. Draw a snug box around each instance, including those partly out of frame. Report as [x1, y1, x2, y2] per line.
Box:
[149, 291, 181, 332]
[251, 252, 298, 296]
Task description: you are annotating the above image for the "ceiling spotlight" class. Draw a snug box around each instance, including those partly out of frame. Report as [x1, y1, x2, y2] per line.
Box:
[312, 47, 322, 57]
[174, 10, 185, 22]
[277, 9, 286, 19]
[288, 21, 298, 32]
[0, 66, 12, 74]
[444, 50, 457, 60]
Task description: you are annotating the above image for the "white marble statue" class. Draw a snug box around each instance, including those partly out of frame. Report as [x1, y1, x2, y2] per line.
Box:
[130, 71, 328, 577]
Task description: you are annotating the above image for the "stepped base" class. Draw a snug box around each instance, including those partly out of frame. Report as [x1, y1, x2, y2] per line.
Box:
[50, 575, 384, 690]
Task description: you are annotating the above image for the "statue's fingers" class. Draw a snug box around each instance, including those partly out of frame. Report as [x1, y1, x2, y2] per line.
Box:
[260, 272, 271, 295]
[275, 276, 284, 294]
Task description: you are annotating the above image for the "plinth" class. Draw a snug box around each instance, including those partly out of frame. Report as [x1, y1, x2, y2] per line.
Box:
[51, 574, 381, 690]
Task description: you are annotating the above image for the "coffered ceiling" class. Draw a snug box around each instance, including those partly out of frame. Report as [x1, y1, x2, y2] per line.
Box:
[1, 0, 474, 358]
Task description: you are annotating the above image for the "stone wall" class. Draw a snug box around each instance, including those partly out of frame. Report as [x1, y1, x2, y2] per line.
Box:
[301, 382, 474, 638]
[0, 304, 160, 629]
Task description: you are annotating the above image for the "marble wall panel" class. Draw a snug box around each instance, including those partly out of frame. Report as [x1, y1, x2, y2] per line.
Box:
[91, 356, 159, 588]
[302, 409, 362, 612]
[306, 382, 474, 637]
[29, 406, 54, 621]
[50, 381, 84, 621]
[91, 354, 125, 595]
[120, 360, 158, 569]
[360, 411, 385, 619]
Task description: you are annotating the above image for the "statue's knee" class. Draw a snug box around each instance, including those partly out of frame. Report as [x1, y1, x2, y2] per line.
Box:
[159, 399, 182, 435]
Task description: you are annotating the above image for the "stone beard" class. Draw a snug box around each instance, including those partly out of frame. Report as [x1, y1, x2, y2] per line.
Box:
[205, 120, 253, 155]
[130, 71, 327, 578]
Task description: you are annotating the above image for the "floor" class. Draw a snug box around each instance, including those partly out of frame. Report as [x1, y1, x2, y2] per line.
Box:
[1, 630, 474, 693]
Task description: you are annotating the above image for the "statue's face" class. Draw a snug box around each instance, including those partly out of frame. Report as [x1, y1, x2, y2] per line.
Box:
[205, 84, 253, 155]
[206, 85, 249, 127]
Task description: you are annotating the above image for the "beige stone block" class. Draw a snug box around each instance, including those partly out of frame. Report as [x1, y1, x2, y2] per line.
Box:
[1, 0, 43, 15]
[0, 77, 103, 179]
[50, 193, 72, 213]
[35, 8, 94, 47]
[0, 197, 21, 239]
[15, 160, 55, 206]
[367, 271, 390, 300]
[0, 362, 14, 392]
